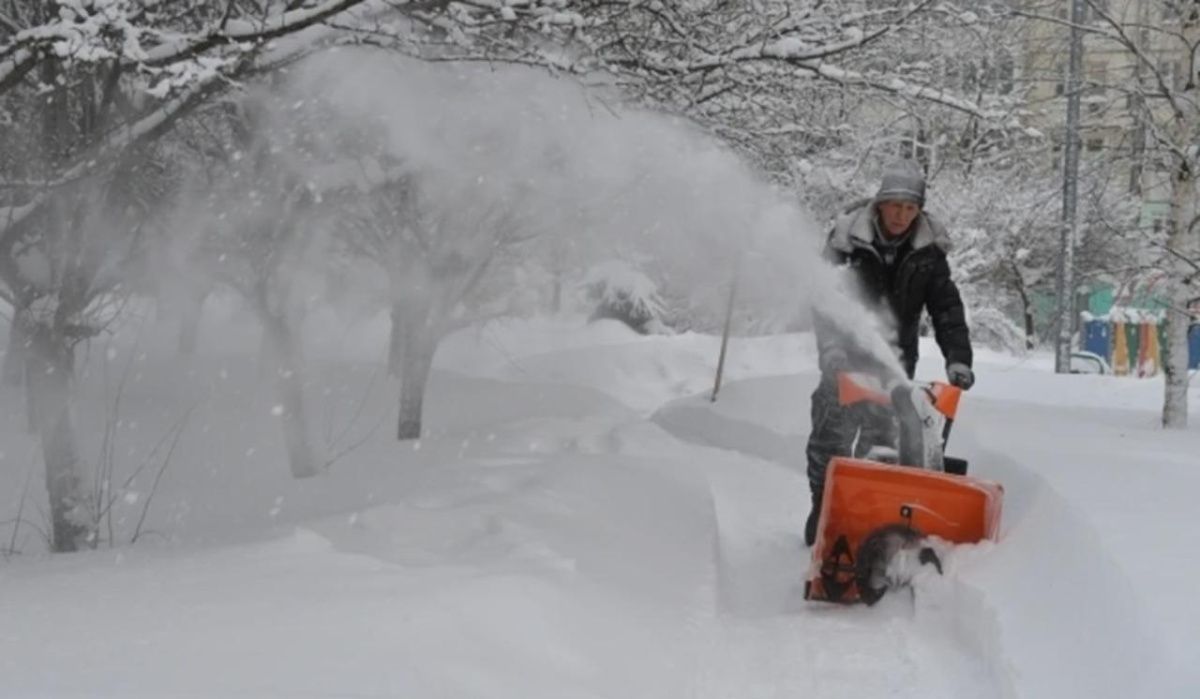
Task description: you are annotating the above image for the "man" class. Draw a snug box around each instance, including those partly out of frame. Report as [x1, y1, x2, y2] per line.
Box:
[805, 159, 974, 547]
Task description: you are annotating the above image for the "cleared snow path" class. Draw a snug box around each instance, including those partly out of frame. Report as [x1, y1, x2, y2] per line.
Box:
[656, 370, 1165, 699]
[651, 381, 1007, 699]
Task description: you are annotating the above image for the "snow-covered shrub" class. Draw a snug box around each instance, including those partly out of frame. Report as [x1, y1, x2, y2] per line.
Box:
[965, 306, 1028, 356]
[582, 260, 672, 335]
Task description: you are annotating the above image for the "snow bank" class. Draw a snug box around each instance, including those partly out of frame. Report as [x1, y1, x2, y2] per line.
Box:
[2, 318, 1196, 697]
[436, 316, 816, 413]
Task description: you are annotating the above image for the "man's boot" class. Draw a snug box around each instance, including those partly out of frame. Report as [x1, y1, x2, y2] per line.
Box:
[805, 492, 822, 547]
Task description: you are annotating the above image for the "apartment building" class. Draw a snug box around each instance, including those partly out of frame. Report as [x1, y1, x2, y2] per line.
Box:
[1018, 0, 1198, 231]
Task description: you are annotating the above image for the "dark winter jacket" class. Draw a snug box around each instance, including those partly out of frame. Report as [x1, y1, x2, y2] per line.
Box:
[815, 200, 972, 378]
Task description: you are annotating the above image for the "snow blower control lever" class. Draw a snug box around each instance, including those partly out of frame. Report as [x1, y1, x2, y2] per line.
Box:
[834, 373, 968, 475]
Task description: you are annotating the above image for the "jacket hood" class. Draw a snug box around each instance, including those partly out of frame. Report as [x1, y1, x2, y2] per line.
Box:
[827, 200, 952, 256]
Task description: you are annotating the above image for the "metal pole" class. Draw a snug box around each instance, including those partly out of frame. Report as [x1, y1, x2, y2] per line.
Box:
[1054, 0, 1086, 374]
[710, 272, 739, 402]
[1128, 5, 1149, 195]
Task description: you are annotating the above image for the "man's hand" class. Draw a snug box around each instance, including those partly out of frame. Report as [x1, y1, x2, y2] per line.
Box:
[947, 363, 974, 390]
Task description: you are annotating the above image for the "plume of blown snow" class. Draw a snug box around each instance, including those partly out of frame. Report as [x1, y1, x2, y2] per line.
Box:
[282, 50, 903, 372]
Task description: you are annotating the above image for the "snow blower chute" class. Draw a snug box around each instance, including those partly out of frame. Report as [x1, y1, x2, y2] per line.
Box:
[804, 373, 1003, 605]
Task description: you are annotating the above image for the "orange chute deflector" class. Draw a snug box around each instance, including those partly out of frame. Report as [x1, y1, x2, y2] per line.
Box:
[838, 375, 962, 420]
[927, 382, 962, 420]
[836, 372, 891, 407]
[805, 457, 1003, 604]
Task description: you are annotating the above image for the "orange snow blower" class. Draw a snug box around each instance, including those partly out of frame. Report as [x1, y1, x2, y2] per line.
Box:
[804, 373, 1003, 605]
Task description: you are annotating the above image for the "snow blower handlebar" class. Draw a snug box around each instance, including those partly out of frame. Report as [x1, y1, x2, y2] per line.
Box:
[835, 372, 966, 474]
[835, 372, 962, 420]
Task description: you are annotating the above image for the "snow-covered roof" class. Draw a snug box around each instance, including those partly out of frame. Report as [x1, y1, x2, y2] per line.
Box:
[1081, 306, 1166, 324]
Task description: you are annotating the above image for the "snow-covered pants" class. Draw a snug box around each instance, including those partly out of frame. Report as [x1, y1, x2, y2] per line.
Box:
[805, 378, 896, 500]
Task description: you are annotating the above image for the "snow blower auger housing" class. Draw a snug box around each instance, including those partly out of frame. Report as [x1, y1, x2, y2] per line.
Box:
[804, 373, 1004, 605]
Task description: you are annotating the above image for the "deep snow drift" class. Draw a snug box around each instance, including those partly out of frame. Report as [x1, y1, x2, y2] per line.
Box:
[0, 313, 1197, 698]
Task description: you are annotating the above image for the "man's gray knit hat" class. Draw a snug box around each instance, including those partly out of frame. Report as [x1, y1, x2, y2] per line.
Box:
[873, 159, 926, 206]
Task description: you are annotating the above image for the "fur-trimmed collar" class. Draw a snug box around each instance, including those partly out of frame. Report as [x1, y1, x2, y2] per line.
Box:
[828, 199, 952, 255]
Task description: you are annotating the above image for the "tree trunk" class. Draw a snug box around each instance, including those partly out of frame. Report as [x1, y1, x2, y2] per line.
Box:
[1012, 263, 1036, 350]
[387, 305, 403, 378]
[397, 318, 438, 441]
[1162, 167, 1198, 429]
[2, 305, 29, 388]
[262, 314, 322, 477]
[26, 327, 94, 552]
[177, 288, 206, 356]
[1163, 295, 1191, 430]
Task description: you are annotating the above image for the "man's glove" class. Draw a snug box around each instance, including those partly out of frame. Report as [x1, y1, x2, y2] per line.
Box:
[947, 362, 974, 390]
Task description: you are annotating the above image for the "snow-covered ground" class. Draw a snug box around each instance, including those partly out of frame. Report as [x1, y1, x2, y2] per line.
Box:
[1, 313, 1197, 698]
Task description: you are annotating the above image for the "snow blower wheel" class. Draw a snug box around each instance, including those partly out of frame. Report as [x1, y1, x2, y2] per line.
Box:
[854, 524, 943, 606]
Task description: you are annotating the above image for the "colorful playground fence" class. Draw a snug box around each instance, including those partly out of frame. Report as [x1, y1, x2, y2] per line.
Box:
[1081, 315, 1200, 376]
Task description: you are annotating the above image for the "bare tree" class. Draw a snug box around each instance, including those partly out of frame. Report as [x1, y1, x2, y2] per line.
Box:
[0, 0, 609, 551]
[342, 165, 534, 439]
[0, 0, 1082, 551]
[943, 162, 1143, 351]
[0, 0, 392, 550]
[1018, 0, 1199, 426]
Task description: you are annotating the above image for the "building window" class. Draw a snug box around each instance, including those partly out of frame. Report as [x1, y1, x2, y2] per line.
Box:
[1084, 62, 1106, 113]
[896, 134, 929, 164]
[1087, 61, 1107, 91]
